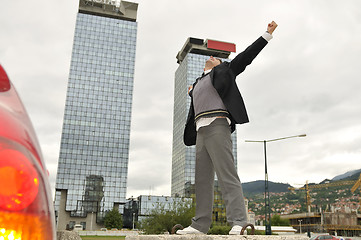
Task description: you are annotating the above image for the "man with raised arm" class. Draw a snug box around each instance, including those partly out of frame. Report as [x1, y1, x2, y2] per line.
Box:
[178, 21, 278, 235]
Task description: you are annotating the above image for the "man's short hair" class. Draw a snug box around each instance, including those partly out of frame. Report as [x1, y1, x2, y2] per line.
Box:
[216, 58, 223, 64]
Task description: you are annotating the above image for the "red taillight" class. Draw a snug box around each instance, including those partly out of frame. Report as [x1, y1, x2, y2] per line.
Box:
[0, 65, 11, 92]
[0, 139, 55, 240]
[0, 211, 51, 239]
[0, 149, 39, 211]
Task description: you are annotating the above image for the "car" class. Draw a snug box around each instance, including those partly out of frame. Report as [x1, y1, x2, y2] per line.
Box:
[73, 224, 83, 231]
[0, 64, 56, 239]
[310, 235, 338, 240]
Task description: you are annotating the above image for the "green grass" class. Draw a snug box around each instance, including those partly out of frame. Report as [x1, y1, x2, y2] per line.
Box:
[80, 236, 126, 240]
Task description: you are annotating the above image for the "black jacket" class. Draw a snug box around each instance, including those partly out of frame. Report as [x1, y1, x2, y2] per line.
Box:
[183, 36, 268, 146]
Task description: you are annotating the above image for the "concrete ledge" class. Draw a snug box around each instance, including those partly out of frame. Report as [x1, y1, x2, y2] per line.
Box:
[57, 230, 82, 240]
[125, 235, 309, 240]
[78, 230, 140, 236]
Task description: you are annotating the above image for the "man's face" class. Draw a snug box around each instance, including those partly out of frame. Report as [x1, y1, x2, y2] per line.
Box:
[205, 56, 221, 69]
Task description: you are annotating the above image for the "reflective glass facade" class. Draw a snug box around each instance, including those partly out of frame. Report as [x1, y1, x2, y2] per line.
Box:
[172, 53, 237, 197]
[137, 195, 192, 223]
[54, 9, 137, 218]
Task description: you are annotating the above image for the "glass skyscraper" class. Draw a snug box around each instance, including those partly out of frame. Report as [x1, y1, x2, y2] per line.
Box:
[172, 38, 238, 197]
[54, 0, 138, 230]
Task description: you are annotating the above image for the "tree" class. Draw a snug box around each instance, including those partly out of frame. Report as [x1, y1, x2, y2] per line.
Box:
[140, 200, 194, 234]
[104, 208, 123, 229]
[271, 214, 290, 226]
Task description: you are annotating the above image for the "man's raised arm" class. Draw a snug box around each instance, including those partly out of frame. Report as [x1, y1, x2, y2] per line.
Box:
[229, 21, 278, 76]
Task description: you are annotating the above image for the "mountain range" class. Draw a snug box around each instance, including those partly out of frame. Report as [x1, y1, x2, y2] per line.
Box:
[242, 168, 361, 195]
[331, 168, 361, 181]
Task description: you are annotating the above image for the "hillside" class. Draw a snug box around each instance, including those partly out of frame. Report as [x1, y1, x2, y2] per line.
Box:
[242, 168, 361, 194]
[242, 180, 292, 195]
[332, 168, 361, 181]
[242, 169, 360, 219]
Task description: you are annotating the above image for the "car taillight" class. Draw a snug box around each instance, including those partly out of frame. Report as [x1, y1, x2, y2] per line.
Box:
[0, 149, 39, 211]
[0, 138, 55, 240]
[0, 65, 11, 92]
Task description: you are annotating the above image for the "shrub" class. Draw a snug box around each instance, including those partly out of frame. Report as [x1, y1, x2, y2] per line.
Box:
[208, 225, 231, 235]
[271, 214, 290, 226]
[104, 208, 123, 229]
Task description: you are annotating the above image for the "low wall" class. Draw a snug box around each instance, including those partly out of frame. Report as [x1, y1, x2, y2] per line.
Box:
[126, 236, 309, 240]
[78, 230, 140, 236]
[57, 231, 81, 240]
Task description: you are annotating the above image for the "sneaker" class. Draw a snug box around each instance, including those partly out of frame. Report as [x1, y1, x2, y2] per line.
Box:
[176, 226, 204, 235]
[229, 225, 247, 235]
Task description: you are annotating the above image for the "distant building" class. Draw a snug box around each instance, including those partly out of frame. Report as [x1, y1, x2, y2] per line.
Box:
[248, 210, 256, 226]
[281, 211, 361, 236]
[54, 0, 138, 230]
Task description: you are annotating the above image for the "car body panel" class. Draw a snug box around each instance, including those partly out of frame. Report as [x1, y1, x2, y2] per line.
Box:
[0, 64, 56, 240]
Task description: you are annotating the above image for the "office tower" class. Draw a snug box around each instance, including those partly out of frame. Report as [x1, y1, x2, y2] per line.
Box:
[172, 38, 238, 197]
[54, 0, 138, 230]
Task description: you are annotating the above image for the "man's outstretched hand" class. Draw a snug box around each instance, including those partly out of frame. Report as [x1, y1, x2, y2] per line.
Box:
[267, 21, 278, 34]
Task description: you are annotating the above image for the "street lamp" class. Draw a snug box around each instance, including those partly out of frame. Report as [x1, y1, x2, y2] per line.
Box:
[245, 134, 306, 235]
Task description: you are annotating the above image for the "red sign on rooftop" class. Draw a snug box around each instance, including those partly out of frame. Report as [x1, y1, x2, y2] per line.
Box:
[207, 39, 236, 53]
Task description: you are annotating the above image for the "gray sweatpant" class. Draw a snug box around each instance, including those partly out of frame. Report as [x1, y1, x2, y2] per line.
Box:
[190, 118, 247, 233]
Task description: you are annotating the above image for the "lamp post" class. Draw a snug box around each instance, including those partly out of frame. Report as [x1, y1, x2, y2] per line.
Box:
[298, 219, 302, 234]
[245, 134, 306, 235]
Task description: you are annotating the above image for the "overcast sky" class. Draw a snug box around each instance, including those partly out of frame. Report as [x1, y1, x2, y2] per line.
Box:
[1, 0, 360, 198]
